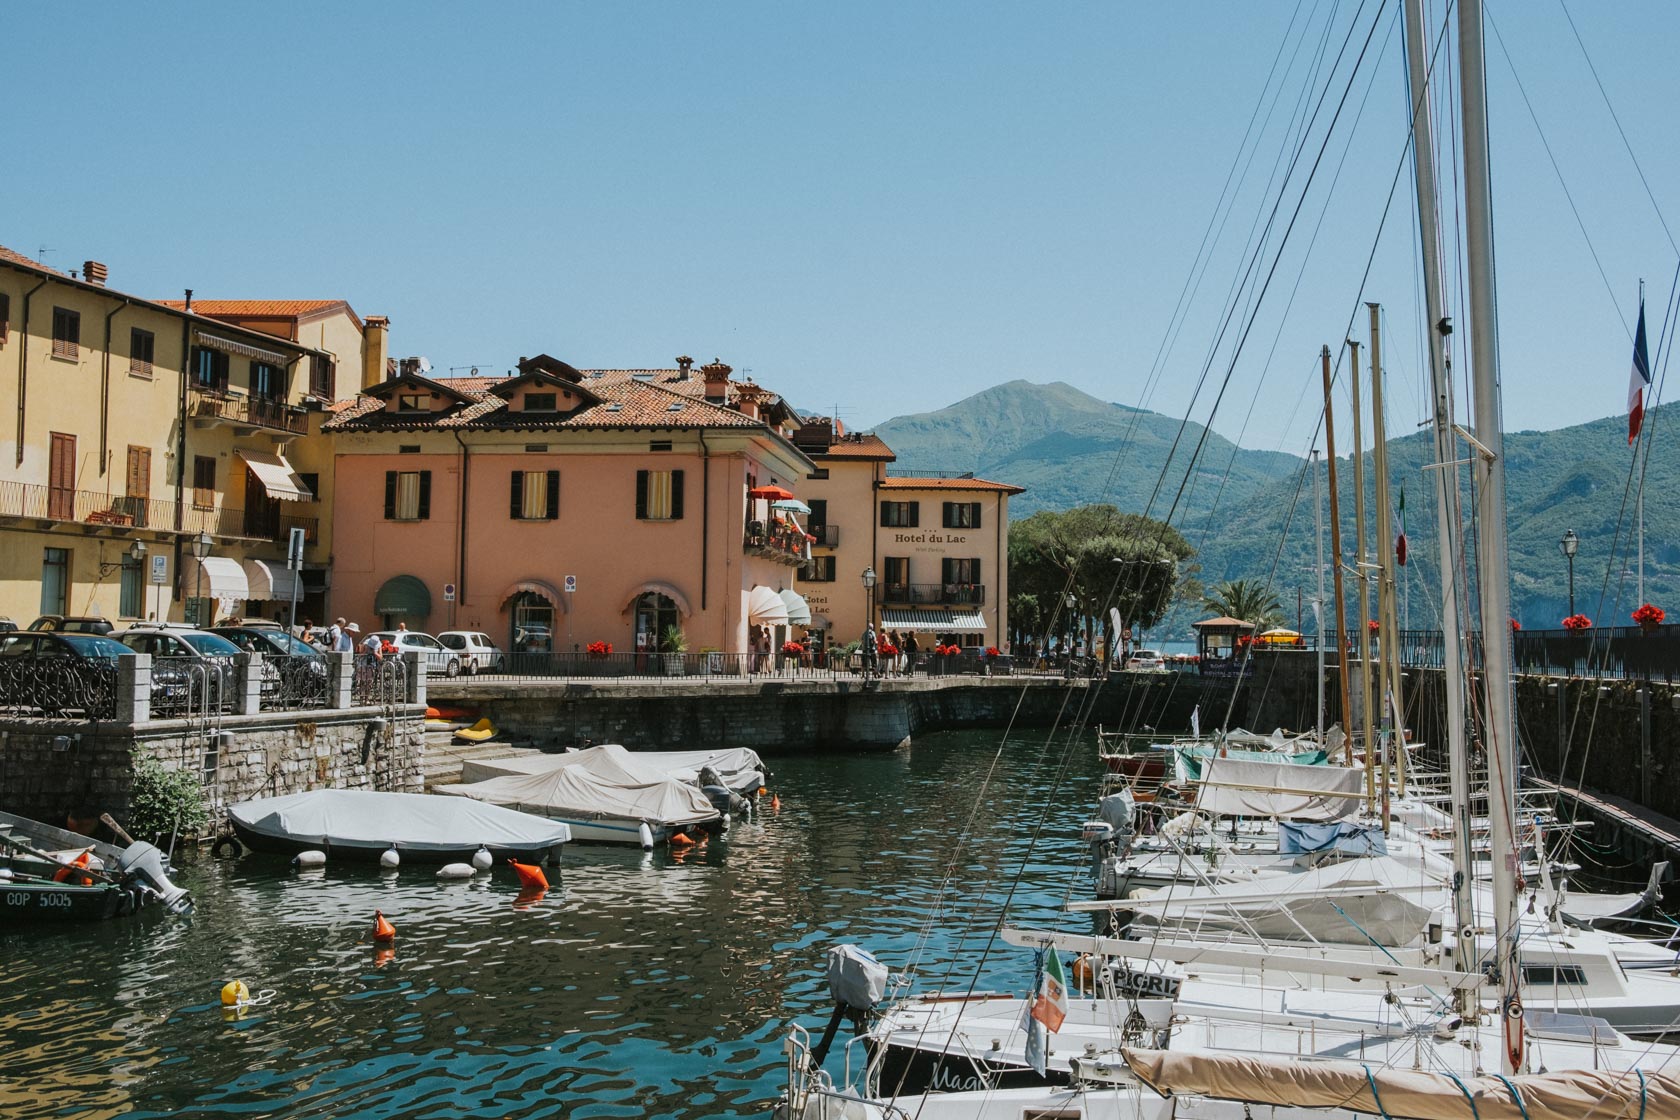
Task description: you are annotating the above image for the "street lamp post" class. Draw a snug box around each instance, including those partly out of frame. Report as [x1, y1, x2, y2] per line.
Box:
[1559, 529, 1579, 618]
[192, 531, 214, 626]
[861, 566, 877, 632]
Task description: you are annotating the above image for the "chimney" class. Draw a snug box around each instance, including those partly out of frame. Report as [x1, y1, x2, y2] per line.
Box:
[675, 355, 694, 380]
[183, 288, 194, 312]
[82, 261, 107, 286]
[362, 315, 390, 390]
[735, 380, 765, 420]
[399, 356, 421, 378]
[700, 359, 731, 402]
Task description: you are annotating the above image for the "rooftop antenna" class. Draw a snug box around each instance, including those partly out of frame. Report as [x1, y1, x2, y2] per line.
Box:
[36, 246, 53, 262]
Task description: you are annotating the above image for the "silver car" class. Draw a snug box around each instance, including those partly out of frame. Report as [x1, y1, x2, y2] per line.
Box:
[368, 631, 464, 677]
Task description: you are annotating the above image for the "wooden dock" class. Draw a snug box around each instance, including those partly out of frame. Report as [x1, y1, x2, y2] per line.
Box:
[1532, 776, 1680, 872]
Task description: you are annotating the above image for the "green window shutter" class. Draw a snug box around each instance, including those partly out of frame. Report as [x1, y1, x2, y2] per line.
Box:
[635, 470, 648, 519]
[909, 502, 919, 528]
[545, 470, 560, 519]
[880, 503, 890, 527]
[384, 471, 396, 520]
[510, 470, 524, 519]
[670, 470, 684, 520]
[970, 502, 982, 529]
[417, 471, 432, 520]
[942, 501, 954, 527]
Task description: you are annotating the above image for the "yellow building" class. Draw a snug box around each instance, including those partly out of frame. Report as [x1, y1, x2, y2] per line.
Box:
[0, 245, 376, 629]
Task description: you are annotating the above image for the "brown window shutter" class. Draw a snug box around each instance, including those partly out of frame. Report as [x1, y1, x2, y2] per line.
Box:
[417, 471, 432, 519]
[670, 470, 684, 520]
[384, 471, 397, 519]
[510, 470, 524, 519]
[545, 470, 560, 519]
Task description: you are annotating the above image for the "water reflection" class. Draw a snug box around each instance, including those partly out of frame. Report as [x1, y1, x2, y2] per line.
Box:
[0, 730, 1099, 1119]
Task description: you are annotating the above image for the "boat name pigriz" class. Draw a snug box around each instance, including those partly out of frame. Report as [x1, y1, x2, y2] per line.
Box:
[1112, 965, 1182, 1000]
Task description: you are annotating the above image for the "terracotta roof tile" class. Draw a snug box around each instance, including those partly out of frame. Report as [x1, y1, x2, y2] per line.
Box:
[157, 299, 346, 318]
[878, 476, 1025, 494]
[0, 243, 66, 276]
[814, 434, 896, 460]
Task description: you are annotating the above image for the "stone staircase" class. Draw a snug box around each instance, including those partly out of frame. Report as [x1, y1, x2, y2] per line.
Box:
[422, 729, 534, 791]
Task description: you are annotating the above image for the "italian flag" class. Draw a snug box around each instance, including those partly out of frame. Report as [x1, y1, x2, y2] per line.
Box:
[1030, 948, 1069, 1032]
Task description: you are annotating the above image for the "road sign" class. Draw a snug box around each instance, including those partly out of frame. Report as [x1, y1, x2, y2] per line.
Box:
[443, 583, 456, 602]
[563, 575, 577, 593]
[287, 526, 307, 569]
[149, 554, 168, 585]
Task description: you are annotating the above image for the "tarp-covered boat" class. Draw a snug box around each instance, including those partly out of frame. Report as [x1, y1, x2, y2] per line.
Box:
[439, 743, 720, 845]
[459, 744, 766, 795]
[227, 789, 571, 863]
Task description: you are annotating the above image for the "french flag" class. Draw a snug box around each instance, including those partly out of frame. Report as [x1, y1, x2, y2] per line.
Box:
[1628, 297, 1651, 445]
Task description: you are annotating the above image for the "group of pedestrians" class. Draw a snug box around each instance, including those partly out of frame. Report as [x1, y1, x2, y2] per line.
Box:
[860, 624, 918, 676]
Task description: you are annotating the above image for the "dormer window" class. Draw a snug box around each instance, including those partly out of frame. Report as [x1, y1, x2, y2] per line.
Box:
[397, 393, 429, 412]
[524, 392, 557, 412]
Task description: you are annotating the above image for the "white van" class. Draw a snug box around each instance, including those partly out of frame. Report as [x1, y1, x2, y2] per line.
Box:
[438, 631, 507, 673]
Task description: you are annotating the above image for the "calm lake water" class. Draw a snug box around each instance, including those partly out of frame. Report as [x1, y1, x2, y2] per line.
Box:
[0, 729, 1101, 1120]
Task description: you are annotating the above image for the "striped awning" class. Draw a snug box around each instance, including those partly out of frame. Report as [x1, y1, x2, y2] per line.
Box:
[183, 555, 250, 601]
[196, 332, 291, 366]
[778, 588, 812, 626]
[237, 449, 312, 502]
[880, 608, 987, 632]
[242, 558, 301, 603]
[374, 574, 431, 618]
[747, 585, 789, 626]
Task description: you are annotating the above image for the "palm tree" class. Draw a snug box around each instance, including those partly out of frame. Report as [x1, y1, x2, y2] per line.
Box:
[1203, 579, 1283, 627]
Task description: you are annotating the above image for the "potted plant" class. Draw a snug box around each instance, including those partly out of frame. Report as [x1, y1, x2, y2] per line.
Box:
[586, 640, 612, 659]
[781, 639, 807, 672]
[661, 625, 688, 675]
[1633, 603, 1665, 633]
[1562, 614, 1592, 631]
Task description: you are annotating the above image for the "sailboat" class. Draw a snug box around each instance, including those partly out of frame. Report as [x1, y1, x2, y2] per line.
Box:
[774, 1, 1680, 1115]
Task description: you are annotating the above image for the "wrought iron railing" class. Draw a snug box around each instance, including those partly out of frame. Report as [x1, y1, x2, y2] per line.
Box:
[188, 388, 307, 434]
[0, 654, 118, 719]
[258, 655, 332, 711]
[149, 656, 233, 718]
[0, 479, 317, 545]
[878, 582, 985, 606]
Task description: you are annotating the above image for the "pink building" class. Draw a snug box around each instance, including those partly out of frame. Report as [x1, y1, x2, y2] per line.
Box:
[324, 355, 817, 658]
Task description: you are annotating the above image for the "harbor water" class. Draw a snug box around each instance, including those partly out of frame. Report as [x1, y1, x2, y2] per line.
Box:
[0, 729, 1100, 1119]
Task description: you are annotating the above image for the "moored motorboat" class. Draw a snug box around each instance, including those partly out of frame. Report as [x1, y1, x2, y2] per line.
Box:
[0, 810, 191, 922]
[227, 789, 571, 864]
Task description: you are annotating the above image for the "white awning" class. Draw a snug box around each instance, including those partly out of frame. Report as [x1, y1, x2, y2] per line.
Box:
[746, 585, 789, 625]
[880, 608, 987, 632]
[237, 449, 313, 502]
[242, 558, 302, 603]
[184, 555, 250, 600]
[196, 332, 291, 366]
[778, 588, 812, 626]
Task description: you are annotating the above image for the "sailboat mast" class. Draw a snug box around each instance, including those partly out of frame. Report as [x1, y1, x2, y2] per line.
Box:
[1348, 339, 1376, 802]
[1321, 346, 1355, 761]
[1314, 449, 1326, 743]
[1368, 303, 1406, 801]
[1459, 0, 1524, 1074]
[1403, 0, 1477, 1015]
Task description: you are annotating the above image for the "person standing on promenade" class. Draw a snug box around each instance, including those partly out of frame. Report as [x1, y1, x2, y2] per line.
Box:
[862, 621, 878, 677]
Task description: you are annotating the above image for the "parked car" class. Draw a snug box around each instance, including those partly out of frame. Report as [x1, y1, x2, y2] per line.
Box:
[367, 631, 464, 677]
[28, 615, 114, 635]
[114, 625, 242, 709]
[212, 626, 325, 661]
[212, 626, 331, 702]
[1124, 649, 1168, 672]
[437, 631, 506, 673]
[0, 617, 17, 633]
[0, 631, 134, 716]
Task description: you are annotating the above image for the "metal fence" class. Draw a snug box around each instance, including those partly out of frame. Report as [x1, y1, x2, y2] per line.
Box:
[149, 656, 232, 719]
[458, 649, 1031, 682]
[353, 658, 409, 707]
[0, 654, 118, 719]
[258, 655, 333, 711]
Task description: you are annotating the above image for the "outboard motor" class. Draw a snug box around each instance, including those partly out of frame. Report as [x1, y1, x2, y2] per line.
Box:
[1080, 789, 1137, 881]
[115, 842, 192, 915]
[699, 766, 750, 819]
[811, 944, 889, 1067]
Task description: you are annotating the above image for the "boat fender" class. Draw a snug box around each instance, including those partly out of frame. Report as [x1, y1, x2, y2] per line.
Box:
[471, 845, 494, 872]
[373, 910, 396, 943]
[1072, 954, 1096, 987]
[293, 850, 327, 869]
[210, 834, 242, 859]
[669, 830, 697, 849]
[380, 845, 401, 870]
[437, 863, 476, 880]
[507, 859, 549, 891]
[638, 823, 654, 850]
[0, 868, 10, 881]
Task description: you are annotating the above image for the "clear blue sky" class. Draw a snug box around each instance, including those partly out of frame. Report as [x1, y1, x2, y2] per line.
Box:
[6, 2, 1676, 458]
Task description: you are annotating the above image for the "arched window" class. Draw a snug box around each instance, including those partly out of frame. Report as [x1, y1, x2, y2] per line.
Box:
[633, 592, 679, 653]
[509, 591, 554, 653]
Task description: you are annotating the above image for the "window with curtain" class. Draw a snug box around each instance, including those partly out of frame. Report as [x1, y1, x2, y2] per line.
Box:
[511, 470, 560, 520]
[942, 501, 981, 529]
[635, 469, 684, 520]
[385, 470, 432, 521]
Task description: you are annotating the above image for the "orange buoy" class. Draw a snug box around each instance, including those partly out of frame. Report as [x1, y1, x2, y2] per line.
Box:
[507, 859, 549, 891]
[373, 910, 396, 943]
[757, 786, 767, 796]
[771, 794, 781, 812]
[669, 831, 697, 848]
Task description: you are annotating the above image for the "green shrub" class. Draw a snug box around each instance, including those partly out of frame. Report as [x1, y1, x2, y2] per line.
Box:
[126, 753, 210, 840]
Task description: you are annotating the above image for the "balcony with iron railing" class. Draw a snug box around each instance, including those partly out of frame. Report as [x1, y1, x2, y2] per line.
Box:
[0, 479, 316, 544]
[808, 524, 839, 548]
[879, 582, 985, 606]
[188, 387, 308, 435]
[744, 519, 812, 567]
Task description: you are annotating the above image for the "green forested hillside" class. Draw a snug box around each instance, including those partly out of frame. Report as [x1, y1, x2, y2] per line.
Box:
[874, 382, 1677, 640]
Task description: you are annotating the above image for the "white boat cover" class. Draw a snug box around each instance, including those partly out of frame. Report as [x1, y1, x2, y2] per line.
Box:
[459, 745, 765, 792]
[1124, 856, 1437, 946]
[1123, 1046, 1680, 1120]
[439, 743, 718, 826]
[1195, 757, 1364, 821]
[227, 790, 572, 852]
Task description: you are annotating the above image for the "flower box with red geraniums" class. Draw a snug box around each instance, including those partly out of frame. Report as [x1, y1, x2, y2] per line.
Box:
[1509, 619, 1521, 631]
[1633, 603, 1666, 631]
[1367, 619, 1380, 633]
[877, 642, 899, 657]
[782, 641, 806, 656]
[984, 647, 1001, 658]
[934, 644, 962, 657]
[1562, 614, 1592, 632]
[586, 641, 612, 658]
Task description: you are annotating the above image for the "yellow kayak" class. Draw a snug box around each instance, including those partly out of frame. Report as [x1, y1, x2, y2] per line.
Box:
[453, 717, 498, 743]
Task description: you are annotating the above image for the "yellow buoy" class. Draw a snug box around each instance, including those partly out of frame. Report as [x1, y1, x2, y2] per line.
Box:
[220, 979, 250, 1007]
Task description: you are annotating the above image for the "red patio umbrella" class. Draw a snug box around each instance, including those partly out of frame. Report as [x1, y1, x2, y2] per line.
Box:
[748, 485, 794, 500]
